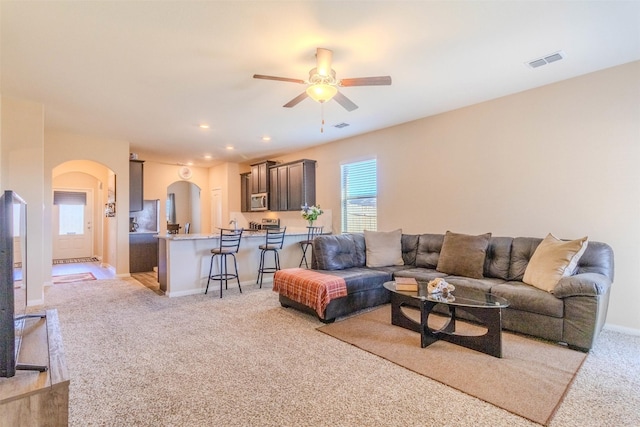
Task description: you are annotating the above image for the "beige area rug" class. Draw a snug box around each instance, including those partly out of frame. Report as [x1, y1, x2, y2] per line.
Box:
[52, 257, 99, 265]
[52, 272, 97, 284]
[318, 305, 587, 426]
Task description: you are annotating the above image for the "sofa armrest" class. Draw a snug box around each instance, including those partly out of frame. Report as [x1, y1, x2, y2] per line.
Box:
[553, 273, 612, 298]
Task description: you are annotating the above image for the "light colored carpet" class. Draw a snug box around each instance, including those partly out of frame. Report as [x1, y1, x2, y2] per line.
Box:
[318, 305, 586, 425]
[38, 278, 640, 426]
[52, 272, 97, 284]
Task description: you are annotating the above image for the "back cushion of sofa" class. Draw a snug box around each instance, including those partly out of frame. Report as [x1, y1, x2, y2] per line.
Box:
[415, 234, 444, 268]
[483, 236, 513, 280]
[508, 237, 543, 281]
[313, 234, 357, 270]
[401, 234, 419, 266]
[349, 233, 367, 267]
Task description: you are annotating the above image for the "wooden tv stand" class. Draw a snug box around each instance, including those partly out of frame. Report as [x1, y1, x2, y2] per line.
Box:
[0, 309, 70, 426]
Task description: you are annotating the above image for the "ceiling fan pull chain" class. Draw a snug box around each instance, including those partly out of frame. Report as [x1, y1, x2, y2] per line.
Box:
[321, 103, 325, 133]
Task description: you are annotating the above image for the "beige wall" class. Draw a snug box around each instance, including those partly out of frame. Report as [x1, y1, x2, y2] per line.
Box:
[45, 131, 130, 277]
[1, 96, 46, 304]
[142, 161, 210, 234]
[260, 61, 640, 332]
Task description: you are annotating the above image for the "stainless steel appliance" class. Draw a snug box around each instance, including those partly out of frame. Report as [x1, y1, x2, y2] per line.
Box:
[250, 193, 268, 211]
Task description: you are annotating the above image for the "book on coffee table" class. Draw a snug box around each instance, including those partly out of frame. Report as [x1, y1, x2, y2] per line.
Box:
[395, 277, 418, 291]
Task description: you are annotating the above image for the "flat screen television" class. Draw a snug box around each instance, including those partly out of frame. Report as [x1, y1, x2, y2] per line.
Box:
[0, 190, 28, 378]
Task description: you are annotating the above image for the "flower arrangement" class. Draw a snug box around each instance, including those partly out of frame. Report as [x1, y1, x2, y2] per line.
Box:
[301, 204, 323, 223]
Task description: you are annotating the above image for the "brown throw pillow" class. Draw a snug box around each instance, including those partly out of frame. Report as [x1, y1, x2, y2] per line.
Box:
[436, 231, 492, 279]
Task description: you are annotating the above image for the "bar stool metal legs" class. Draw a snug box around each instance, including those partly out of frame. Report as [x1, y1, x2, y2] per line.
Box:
[257, 227, 286, 287]
[206, 228, 243, 298]
[298, 226, 323, 268]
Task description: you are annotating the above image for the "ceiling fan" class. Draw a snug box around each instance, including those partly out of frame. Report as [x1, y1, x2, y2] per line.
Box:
[253, 48, 392, 112]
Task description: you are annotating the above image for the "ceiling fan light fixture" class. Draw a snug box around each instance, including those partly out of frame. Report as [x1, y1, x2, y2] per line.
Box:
[306, 84, 338, 103]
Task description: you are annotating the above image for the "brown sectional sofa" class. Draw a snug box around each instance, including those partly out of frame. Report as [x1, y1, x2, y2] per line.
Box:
[276, 232, 614, 351]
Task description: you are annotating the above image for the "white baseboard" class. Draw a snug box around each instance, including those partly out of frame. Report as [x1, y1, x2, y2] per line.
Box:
[603, 323, 640, 336]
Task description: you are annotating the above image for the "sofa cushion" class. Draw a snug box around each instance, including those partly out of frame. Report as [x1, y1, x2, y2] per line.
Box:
[349, 233, 367, 267]
[394, 268, 448, 283]
[508, 237, 543, 281]
[491, 282, 564, 318]
[483, 237, 513, 280]
[436, 231, 491, 279]
[415, 234, 444, 268]
[401, 234, 420, 266]
[315, 268, 392, 294]
[364, 229, 404, 267]
[523, 234, 589, 292]
[313, 234, 356, 270]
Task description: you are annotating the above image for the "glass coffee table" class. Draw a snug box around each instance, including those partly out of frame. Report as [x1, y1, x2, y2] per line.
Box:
[383, 281, 509, 358]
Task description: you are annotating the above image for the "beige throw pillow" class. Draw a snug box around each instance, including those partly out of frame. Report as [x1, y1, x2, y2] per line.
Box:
[364, 229, 404, 267]
[436, 231, 491, 279]
[523, 233, 589, 292]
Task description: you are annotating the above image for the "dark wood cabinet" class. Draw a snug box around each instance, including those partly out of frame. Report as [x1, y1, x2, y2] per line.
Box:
[129, 160, 144, 212]
[240, 172, 251, 212]
[129, 233, 158, 273]
[268, 159, 316, 211]
[250, 161, 275, 194]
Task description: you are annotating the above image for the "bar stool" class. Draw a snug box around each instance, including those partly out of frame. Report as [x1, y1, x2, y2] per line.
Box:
[206, 228, 243, 298]
[256, 227, 287, 287]
[299, 226, 323, 268]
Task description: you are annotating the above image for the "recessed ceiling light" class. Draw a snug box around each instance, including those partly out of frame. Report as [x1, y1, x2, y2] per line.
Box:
[186, 162, 194, 166]
[199, 124, 210, 129]
[262, 136, 271, 141]
[226, 146, 234, 150]
[204, 154, 212, 160]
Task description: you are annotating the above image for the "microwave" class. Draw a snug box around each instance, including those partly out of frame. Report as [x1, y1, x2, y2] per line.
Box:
[250, 193, 268, 211]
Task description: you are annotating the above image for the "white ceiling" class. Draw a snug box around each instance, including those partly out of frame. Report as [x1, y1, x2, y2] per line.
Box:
[2, 1, 639, 167]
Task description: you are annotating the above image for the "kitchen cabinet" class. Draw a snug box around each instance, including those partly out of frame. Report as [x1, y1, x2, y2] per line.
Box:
[250, 161, 275, 194]
[240, 172, 251, 212]
[129, 233, 158, 273]
[268, 159, 316, 211]
[129, 160, 144, 212]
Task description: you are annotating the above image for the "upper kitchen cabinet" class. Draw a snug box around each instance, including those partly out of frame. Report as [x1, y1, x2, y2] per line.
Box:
[129, 160, 144, 212]
[269, 159, 316, 211]
[250, 161, 275, 194]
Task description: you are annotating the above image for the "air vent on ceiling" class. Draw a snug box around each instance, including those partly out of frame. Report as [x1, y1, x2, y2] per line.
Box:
[525, 51, 566, 69]
[334, 122, 350, 129]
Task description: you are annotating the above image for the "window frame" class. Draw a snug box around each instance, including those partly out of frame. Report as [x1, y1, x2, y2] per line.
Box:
[340, 158, 377, 233]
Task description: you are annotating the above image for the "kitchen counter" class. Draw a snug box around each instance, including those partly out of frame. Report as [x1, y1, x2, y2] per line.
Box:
[156, 230, 315, 297]
[155, 228, 311, 241]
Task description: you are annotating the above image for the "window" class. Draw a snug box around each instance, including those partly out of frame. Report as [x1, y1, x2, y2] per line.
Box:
[341, 159, 377, 232]
[53, 191, 87, 235]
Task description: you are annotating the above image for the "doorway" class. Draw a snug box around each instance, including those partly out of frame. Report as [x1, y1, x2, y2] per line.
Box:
[52, 189, 93, 260]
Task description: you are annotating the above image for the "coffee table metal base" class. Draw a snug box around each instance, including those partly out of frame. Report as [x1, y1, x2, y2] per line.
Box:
[389, 292, 504, 358]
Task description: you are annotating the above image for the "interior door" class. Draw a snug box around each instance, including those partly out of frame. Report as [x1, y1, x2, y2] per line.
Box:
[52, 189, 93, 260]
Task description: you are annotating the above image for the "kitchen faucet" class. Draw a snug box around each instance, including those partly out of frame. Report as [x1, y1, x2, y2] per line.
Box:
[229, 219, 238, 230]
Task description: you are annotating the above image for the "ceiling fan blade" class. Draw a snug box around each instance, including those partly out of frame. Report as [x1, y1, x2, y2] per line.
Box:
[253, 74, 306, 84]
[339, 76, 392, 87]
[316, 48, 333, 76]
[283, 92, 309, 108]
[333, 91, 358, 112]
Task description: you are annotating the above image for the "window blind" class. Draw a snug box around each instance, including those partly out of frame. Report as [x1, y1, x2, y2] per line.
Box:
[53, 191, 86, 205]
[341, 159, 377, 232]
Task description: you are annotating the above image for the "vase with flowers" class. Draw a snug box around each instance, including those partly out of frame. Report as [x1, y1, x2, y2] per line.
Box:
[301, 204, 323, 227]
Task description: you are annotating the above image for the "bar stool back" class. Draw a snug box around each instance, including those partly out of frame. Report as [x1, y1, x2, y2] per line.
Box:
[299, 226, 323, 268]
[206, 228, 243, 298]
[256, 227, 287, 287]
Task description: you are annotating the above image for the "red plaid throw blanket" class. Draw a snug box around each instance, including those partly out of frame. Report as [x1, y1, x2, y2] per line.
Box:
[273, 268, 347, 319]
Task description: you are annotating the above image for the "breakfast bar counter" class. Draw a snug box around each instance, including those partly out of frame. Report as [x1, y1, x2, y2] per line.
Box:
[156, 230, 311, 297]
